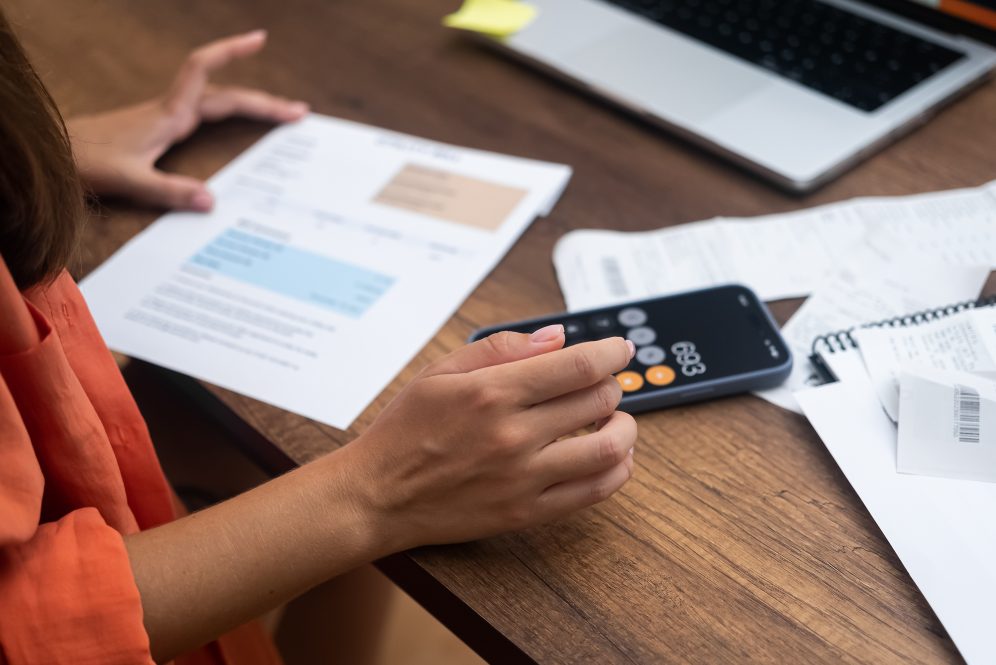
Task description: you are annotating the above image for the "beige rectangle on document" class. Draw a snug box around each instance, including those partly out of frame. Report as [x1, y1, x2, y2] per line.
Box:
[373, 164, 528, 230]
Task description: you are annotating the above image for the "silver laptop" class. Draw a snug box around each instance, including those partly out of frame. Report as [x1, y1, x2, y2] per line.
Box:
[485, 0, 996, 191]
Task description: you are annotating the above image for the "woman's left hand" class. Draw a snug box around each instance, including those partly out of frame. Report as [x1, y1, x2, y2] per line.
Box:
[68, 30, 309, 212]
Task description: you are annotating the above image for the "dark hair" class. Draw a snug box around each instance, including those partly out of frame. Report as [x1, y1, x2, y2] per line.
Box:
[0, 7, 85, 289]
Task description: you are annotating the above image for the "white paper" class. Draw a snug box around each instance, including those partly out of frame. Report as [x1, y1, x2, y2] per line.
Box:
[897, 368, 996, 483]
[552, 204, 867, 309]
[81, 114, 572, 429]
[853, 307, 996, 421]
[862, 184, 996, 267]
[818, 345, 875, 386]
[755, 261, 990, 413]
[796, 372, 996, 665]
[553, 180, 996, 310]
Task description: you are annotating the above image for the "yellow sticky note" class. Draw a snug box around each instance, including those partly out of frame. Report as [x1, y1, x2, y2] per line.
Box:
[442, 0, 537, 38]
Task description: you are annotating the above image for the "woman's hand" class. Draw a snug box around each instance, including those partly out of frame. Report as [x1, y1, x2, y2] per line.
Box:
[67, 30, 308, 212]
[124, 326, 636, 661]
[348, 325, 639, 551]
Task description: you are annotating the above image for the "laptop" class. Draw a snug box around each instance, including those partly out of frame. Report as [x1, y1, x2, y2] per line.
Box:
[484, 0, 996, 191]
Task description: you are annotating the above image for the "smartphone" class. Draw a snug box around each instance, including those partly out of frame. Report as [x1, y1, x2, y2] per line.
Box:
[469, 284, 792, 413]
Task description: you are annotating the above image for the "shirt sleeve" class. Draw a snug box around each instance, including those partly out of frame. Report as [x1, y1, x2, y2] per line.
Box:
[0, 508, 154, 665]
[0, 376, 152, 664]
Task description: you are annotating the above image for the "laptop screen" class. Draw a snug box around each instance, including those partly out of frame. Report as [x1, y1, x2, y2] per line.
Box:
[906, 0, 996, 30]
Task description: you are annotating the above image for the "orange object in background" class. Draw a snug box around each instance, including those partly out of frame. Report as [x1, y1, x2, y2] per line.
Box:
[941, 0, 996, 30]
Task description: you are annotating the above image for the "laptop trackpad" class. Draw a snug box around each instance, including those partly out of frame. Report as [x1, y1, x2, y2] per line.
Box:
[564, 25, 771, 124]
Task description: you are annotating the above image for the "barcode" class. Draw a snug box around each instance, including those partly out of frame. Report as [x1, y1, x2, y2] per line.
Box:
[601, 257, 627, 298]
[954, 385, 981, 445]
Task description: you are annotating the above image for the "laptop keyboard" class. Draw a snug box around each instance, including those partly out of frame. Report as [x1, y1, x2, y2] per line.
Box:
[604, 0, 965, 111]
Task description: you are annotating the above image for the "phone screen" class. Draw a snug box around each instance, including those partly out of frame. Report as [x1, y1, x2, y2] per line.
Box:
[604, 285, 788, 395]
[477, 285, 789, 396]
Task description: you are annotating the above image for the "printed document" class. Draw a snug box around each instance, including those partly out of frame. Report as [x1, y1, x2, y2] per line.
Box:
[81, 114, 571, 429]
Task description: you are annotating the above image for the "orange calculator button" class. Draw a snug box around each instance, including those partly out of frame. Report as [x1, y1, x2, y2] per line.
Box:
[645, 365, 676, 386]
[616, 371, 644, 392]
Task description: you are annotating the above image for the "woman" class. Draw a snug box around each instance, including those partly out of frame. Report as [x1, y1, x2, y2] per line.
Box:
[0, 13, 637, 665]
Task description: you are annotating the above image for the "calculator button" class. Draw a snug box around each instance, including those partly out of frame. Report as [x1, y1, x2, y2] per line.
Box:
[645, 365, 676, 386]
[618, 307, 647, 327]
[563, 320, 585, 339]
[589, 314, 615, 334]
[626, 326, 656, 346]
[636, 345, 666, 366]
[616, 371, 644, 392]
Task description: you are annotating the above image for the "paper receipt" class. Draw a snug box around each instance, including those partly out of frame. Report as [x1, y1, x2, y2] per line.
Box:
[854, 307, 996, 422]
[897, 367, 996, 483]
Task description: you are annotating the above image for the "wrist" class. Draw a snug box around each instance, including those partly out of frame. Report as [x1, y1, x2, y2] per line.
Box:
[309, 440, 407, 563]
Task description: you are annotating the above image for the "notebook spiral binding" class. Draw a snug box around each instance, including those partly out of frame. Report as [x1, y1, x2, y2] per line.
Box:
[811, 294, 996, 356]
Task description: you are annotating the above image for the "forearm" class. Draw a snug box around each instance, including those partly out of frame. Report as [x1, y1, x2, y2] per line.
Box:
[124, 443, 391, 663]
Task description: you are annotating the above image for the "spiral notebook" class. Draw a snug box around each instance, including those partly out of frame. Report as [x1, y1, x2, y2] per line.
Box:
[808, 294, 996, 385]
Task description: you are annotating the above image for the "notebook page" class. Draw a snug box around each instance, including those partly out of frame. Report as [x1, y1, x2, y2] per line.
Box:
[852, 307, 996, 421]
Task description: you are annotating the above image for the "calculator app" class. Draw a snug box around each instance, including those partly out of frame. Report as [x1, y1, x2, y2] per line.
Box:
[484, 285, 788, 396]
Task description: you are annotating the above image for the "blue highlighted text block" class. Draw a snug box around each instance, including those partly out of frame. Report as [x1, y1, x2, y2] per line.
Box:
[189, 229, 394, 318]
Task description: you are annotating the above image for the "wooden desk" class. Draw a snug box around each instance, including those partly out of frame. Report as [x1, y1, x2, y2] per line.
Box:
[11, 0, 995, 661]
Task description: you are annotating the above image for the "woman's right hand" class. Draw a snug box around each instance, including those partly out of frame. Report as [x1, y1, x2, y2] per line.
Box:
[347, 325, 638, 551]
[122, 324, 636, 661]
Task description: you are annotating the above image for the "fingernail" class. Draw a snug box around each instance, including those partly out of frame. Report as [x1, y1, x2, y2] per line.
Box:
[530, 324, 564, 343]
[248, 29, 267, 40]
[290, 101, 309, 115]
[628, 447, 634, 457]
[625, 339, 636, 359]
[191, 191, 214, 211]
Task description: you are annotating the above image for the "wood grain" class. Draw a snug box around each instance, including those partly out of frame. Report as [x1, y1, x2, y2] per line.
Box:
[8, 0, 995, 661]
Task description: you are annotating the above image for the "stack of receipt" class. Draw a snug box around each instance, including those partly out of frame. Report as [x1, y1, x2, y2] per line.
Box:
[854, 307, 996, 483]
[554, 179, 996, 309]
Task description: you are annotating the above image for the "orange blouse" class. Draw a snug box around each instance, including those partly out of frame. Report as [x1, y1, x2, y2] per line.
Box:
[0, 258, 281, 665]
